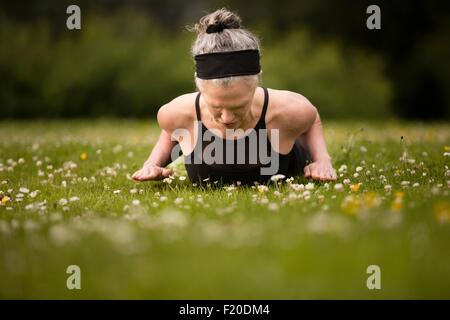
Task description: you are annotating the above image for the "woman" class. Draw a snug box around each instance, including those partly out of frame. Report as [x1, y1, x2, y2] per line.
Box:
[133, 8, 337, 185]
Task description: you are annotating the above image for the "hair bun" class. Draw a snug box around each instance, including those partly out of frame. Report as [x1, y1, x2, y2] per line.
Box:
[206, 22, 227, 33]
[191, 8, 242, 35]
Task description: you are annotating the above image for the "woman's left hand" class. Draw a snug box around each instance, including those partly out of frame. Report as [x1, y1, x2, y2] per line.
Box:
[303, 159, 337, 181]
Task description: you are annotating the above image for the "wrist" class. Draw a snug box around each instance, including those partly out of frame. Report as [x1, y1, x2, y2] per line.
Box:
[144, 161, 160, 168]
[313, 155, 332, 162]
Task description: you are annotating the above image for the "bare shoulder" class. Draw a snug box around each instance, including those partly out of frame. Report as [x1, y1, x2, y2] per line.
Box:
[266, 88, 318, 134]
[157, 92, 197, 132]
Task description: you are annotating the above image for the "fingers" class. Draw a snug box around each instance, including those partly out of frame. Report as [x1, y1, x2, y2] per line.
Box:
[305, 165, 323, 180]
[143, 167, 160, 181]
[304, 164, 337, 181]
[132, 167, 156, 181]
[318, 171, 327, 181]
[320, 170, 336, 181]
[330, 169, 337, 180]
[304, 165, 312, 178]
[315, 170, 336, 181]
[161, 168, 173, 178]
[132, 169, 143, 181]
[132, 166, 173, 182]
[314, 171, 326, 181]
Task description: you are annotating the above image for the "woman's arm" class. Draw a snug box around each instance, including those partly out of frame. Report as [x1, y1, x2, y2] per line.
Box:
[132, 95, 192, 182]
[143, 129, 177, 168]
[133, 101, 180, 181]
[299, 112, 337, 181]
[132, 129, 176, 181]
[276, 90, 337, 181]
[299, 113, 331, 162]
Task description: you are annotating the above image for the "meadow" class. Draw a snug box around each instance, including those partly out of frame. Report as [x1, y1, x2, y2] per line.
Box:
[0, 119, 449, 299]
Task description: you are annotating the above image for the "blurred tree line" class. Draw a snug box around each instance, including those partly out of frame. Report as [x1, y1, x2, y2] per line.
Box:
[0, 0, 448, 120]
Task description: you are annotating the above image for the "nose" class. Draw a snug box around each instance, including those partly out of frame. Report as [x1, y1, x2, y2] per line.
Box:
[221, 110, 236, 124]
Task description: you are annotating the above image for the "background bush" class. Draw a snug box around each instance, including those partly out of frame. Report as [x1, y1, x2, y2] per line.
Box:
[1, 11, 391, 119]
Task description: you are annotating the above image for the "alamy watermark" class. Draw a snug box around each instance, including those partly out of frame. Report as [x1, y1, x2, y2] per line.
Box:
[66, 5, 81, 30]
[366, 265, 381, 290]
[366, 5, 381, 30]
[66, 265, 81, 290]
[65, 6, 380, 31]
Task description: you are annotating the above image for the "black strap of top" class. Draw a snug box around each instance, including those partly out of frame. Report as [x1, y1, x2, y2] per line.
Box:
[258, 87, 269, 129]
[195, 92, 202, 121]
[194, 87, 269, 126]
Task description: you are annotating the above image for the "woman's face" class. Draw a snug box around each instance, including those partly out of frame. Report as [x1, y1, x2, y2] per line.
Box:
[200, 79, 257, 129]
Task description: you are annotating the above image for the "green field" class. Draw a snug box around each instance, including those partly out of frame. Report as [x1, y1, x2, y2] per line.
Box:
[0, 119, 449, 299]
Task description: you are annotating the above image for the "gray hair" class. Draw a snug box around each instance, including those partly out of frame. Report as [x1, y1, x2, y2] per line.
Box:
[188, 8, 262, 89]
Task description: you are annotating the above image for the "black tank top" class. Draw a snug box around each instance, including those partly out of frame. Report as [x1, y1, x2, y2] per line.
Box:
[184, 87, 297, 185]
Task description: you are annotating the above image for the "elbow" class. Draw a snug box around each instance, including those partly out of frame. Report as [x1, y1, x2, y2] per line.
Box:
[314, 108, 321, 126]
[157, 104, 169, 130]
[307, 103, 319, 129]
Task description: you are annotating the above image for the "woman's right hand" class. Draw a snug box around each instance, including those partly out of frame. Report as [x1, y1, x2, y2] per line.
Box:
[132, 163, 173, 181]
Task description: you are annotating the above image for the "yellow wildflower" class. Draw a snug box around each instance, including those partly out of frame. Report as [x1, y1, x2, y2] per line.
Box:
[434, 202, 450, 223]
[80, 152, 88, 161]
[363, 192, 381, 208]
[341, 195, 361, 215]
[391, 192, 404, 212]
[394, 191, 404, 198]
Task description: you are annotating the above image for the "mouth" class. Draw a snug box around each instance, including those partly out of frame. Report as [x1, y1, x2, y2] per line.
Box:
[215, 118, 240, 128]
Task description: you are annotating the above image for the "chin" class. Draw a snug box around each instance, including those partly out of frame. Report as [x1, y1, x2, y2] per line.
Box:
[224, 123, 238, 129]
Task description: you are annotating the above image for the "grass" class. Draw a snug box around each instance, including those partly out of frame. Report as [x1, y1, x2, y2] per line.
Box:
[0, 119, 449, 299]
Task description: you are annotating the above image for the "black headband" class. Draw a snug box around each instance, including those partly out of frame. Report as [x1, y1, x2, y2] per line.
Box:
[194, 49, 261, 80]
